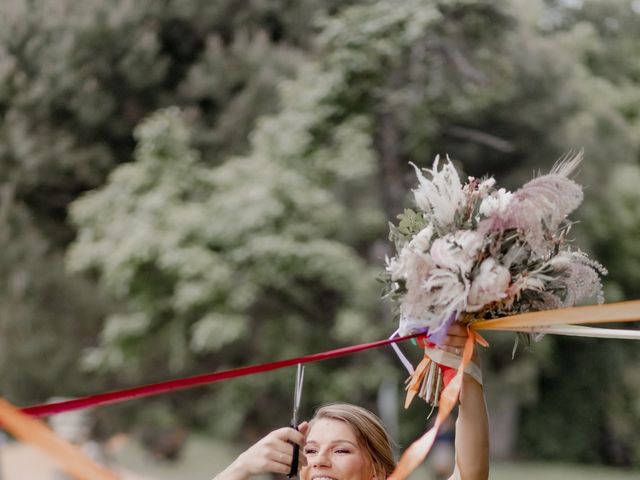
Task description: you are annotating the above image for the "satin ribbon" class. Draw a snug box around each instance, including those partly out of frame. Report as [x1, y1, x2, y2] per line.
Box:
[472, 299, 640, 330]
[21, 332, 424, 418]
[404, 354, 432, 408]
[523, 325, 640, 339]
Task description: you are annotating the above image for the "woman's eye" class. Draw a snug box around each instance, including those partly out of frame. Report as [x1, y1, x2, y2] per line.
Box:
[335, 449, 351, 454]
[304, 448, 317, 455]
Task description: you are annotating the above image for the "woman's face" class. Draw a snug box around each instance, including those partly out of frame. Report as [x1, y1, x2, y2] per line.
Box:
[300, 418, 376, 480]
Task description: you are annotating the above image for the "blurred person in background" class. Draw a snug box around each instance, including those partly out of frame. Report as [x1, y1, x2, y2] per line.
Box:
[431, 416, 456, 480]
[48, 402, 109, 480]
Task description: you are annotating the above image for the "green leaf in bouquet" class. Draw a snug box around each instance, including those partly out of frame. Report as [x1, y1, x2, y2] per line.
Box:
[396, 208, 427, 236]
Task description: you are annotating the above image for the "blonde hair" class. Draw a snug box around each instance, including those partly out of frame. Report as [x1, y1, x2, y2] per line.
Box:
[308, 403, 396, 479]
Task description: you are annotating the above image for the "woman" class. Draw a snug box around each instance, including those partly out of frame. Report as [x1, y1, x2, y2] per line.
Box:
[214, 324, 489, 480]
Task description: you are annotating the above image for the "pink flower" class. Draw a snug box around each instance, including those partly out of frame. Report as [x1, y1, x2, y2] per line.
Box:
[467, 257, 511, 311]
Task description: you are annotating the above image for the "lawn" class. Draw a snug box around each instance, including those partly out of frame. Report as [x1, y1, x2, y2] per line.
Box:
[490, 462, 640, 480]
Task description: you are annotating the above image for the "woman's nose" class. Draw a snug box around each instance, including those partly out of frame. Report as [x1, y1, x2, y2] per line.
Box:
[312, 449, 331, 468]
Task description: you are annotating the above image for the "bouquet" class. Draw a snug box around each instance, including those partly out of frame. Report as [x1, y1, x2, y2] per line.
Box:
[383, 152, 607, 406]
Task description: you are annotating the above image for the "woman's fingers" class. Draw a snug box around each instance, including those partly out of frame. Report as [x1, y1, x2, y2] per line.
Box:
[431, 324, 470, 356]
[267, 443, 307, 473]
[440, 334, 466, 348]
[270, 448, 293, 466]
[446, 323, 468, 337]
[235, 425, 310, 477]
[298, 421, 309, 436]
[438, 344, 464, 356]
[268, 426, 305, 447]
[437, 323, 469, 353]
[266, 457, 293, 475]
[270, 426, 307, 469]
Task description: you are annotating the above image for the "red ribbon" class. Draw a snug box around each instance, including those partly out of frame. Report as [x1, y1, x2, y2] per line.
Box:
[22, 332, 422, 418]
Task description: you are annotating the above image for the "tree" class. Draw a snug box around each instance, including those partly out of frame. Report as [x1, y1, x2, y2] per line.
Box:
[0, 0, 357, 408]
[68, 0, 519, 441]
[4, 0, 640, 466]
[0, 186, 109, 404]
[68, 107, 390, 436]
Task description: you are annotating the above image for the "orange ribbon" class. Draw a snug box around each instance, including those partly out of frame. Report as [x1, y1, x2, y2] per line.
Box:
[404, 354, 432, 409]
[0, 397, 119, 480]
[473, 299, 640, 330]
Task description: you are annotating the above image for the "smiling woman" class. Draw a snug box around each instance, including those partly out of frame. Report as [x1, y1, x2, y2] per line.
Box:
[212, 326, 489, 480]
[302, 404, 395, 480]
[211, 404, 392, 480]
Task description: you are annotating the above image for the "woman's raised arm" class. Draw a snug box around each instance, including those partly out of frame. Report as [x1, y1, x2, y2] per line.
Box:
[439, 324, 490, 480]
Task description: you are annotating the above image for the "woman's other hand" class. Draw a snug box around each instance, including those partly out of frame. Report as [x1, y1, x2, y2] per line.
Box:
[214, 422, 309, 480]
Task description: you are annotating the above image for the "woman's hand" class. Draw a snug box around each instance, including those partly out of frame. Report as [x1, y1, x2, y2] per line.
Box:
[437, 323, 480, 366]
[424, 323, 482, 386]
[214, 422, 309, 480]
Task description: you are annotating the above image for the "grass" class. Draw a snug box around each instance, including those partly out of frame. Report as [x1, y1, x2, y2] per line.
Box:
[490, 461, 640, 480]
[114, 434, 241, 480]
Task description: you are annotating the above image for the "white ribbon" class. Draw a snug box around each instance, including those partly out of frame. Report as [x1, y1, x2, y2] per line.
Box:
[389, 330, 415, 375]
[422, 347, 483, 385]
[517, 324, 640, 340]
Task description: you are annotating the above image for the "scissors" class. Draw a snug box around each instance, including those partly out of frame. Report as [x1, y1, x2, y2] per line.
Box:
[288, 363, 305, 478]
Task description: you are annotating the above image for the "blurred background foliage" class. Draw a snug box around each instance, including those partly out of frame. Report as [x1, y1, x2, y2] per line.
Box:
[1, 0, 640, 468]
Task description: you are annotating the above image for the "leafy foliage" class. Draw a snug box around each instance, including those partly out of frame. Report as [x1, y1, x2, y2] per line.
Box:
[2, 0, 640, 467]
[68, 106, 389, 434]
[0, 0, 358, 410]
[0, 189, 108, 404]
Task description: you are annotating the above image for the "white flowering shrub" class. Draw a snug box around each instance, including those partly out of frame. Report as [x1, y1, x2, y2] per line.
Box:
[68, 106, 380, 374]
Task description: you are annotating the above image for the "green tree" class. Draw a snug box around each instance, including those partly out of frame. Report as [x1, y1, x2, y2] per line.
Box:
[68, 107, 389, 436]
[68, 0, 517, 441]
[3, 0, 639, 467]
[68, 1, 640, 463]
[511, 1, 640, 466]
[0, 187, 109, 404]
[0, 0, 356, 408]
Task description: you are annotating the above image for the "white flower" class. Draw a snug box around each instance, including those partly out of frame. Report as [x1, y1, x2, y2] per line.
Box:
[479, 188, 513, 217]
[478, 177, 496, 196]
[547, 252, 572, 270]
[385, 246, 412, 281]
[467, 257, 511, 312]
[386, 225, 434, 281]
[411, 156, 465, 228]
[408, 225, 434, 253]
[430, 230, 484, 274]
[385, 253, 405, 282]
[387, 152, 605, 337]
[399, 267, 467, 334]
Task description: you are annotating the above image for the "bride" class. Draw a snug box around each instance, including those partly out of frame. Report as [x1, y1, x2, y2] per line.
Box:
[213, 323, 489, 480]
